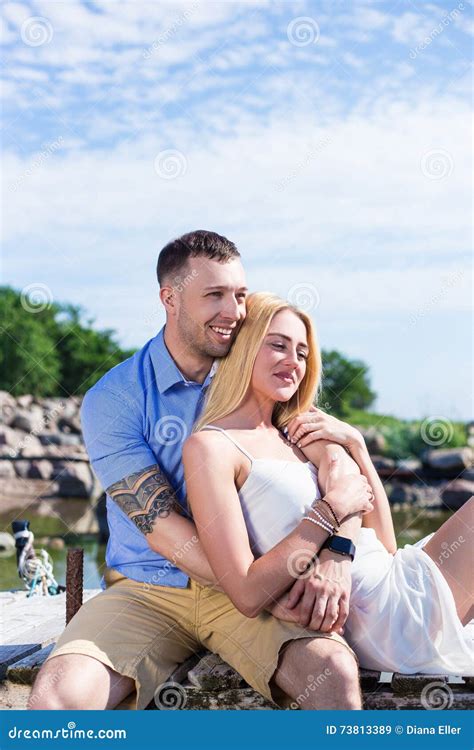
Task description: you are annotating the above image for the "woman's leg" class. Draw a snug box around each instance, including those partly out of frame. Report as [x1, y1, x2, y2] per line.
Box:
[422, 496, 474, 625]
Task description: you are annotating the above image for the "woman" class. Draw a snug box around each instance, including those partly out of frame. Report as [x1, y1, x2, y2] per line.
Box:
[183, 292, 473, 675]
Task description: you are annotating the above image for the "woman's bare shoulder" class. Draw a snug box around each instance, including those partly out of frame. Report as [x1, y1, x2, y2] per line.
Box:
[183, 428, 237, 463]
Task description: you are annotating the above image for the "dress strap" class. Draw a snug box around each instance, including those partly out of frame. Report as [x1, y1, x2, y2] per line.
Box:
[200, 425, 254, 462]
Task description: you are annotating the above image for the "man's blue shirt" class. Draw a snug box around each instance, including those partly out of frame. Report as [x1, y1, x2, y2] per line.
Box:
[80, 327, 215, 588]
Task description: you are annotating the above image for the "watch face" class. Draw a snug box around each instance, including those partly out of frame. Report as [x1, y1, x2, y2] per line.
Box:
[329, 536, 355, 558]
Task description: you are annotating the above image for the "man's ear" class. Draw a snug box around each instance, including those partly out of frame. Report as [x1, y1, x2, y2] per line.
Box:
[159, 285, 177, 316]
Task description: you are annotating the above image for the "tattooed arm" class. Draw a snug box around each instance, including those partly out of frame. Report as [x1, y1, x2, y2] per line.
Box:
[107, 464, 219, 587]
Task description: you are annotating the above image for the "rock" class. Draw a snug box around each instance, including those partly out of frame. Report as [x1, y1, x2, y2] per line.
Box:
[0, 532, 15, 556]
[0, 392, 16, 424]
[188, 653, 246, 691]
[52, 462, 96, 498]
[28, 460, 54, 481]
[48, 538, 65, 550]
[13, 459, 54, 480]
[13, 460, 31, 479]
[10, 407, 44, 434]
[396, 458, 422, 473]
[38, 433, 82, 447]
[422, 447, 474, 477]
[0, 461, 16, 479]
[358, 427, 386, 454]
[17, 433, 43, 458]
[370, 455, 396, 471]
[41, 444, 88, 460]
[388, 483, 443, 508]
[0, 426, 24, 453]
[16, 395, 33, 408]
[57, 415, 82, 435]
[441, 479, 474, 510]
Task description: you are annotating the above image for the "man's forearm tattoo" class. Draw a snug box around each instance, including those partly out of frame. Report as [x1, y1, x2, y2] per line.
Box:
[107, 464, 184, 534]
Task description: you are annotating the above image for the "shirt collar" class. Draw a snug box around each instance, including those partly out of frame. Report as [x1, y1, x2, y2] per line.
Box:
[151, 328, 218, 394]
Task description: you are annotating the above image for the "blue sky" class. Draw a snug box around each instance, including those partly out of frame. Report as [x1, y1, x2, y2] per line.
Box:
[2, 0, 472, 419]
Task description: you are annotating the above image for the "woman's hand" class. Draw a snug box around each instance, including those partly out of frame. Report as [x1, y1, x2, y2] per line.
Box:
[320, 455, 374, 520]
[286, 407, 365, 453]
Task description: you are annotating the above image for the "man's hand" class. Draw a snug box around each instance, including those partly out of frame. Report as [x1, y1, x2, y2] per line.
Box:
[286, 406, 364, 452]
[278, 549, 352, 634]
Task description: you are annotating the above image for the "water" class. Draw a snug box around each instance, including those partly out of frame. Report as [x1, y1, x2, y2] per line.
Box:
[0, 507, 451, 592]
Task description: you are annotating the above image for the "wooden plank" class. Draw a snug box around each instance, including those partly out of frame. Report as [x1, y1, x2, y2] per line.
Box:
[0, 645, 41, 680]
[7, 645, 55, 685]
[2, 590, 100, 648]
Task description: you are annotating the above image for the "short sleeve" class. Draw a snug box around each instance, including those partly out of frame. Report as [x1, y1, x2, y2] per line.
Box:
[80, 385, 158, 490]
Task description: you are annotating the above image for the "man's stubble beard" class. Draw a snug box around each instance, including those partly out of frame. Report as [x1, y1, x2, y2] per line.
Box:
[176, 306, 230, 360]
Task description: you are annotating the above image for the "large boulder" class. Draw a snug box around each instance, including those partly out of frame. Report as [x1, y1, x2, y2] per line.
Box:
[52, 461, 97, 498]
[358, 427, 386, 455]
[441, 479, 474, 510]
[370, 455, 395, 471]
[10, 406, 45, 434]
[422, 447, 474, 478]
[0, 392, 16, 424]
[388, 483, 443, 508]
[18, 433, 44, 458]
[0, 461, 16, 479]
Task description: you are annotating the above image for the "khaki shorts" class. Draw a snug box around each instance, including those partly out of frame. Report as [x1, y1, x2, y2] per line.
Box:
[47, 568, 356, 709]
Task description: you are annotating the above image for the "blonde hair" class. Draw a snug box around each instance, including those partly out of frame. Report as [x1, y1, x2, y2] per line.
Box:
[194, 291, 322, 432]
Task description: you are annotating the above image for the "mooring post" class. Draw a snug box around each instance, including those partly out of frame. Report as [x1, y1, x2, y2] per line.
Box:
[66, 547, 83, 624]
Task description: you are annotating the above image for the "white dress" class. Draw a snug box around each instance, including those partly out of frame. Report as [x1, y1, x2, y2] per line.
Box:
[202, 426, 474, 675]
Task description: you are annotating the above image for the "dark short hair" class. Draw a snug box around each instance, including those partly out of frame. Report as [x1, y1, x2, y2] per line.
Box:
[157, 230, 240, 286]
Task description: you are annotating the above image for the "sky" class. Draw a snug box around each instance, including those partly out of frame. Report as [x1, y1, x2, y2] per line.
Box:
[2, 0, 472, 420]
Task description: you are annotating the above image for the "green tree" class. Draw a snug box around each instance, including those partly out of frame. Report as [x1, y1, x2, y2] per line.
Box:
[319, 349, 376, 417]
[0, 286, 135, 396]
[0, 287, 62, 396]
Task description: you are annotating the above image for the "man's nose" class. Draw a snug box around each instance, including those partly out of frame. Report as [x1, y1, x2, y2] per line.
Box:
[221, 295, 241, 320]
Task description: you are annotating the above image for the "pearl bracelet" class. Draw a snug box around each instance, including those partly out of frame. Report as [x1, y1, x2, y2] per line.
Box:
[312, 507, 338, 534]
[302, 515, 335, 535]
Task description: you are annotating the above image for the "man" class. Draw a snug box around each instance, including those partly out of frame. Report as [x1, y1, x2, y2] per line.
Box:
[29, 230, 364, 710]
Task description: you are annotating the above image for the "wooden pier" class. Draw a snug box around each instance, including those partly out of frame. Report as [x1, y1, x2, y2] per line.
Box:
[1, 590, 472, 711]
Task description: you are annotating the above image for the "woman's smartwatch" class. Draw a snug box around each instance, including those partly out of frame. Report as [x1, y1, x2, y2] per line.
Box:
[321, 535, 356, 561]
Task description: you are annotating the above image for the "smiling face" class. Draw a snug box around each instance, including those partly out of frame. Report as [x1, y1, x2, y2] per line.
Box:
[251, 308, 309, 403]
[171, 255, 248, 358]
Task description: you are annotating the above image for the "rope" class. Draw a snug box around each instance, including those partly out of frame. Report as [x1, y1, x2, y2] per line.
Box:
[16, 530, 61, 597]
